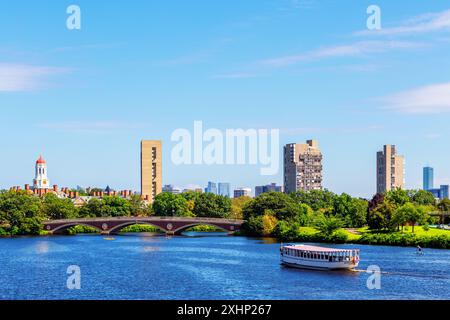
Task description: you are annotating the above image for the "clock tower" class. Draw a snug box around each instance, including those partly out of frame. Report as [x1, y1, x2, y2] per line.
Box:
[33, 156, 50, 189]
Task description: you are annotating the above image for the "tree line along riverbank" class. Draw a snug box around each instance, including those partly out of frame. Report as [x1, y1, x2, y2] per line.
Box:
[1, 188, 449, 249]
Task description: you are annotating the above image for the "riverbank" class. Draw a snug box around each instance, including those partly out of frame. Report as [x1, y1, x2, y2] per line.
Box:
[3, 223, 449, 249]
[275, 226, 450, 249]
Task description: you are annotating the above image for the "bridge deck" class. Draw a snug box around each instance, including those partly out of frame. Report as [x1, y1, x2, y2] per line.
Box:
[44, 216, 244, 224]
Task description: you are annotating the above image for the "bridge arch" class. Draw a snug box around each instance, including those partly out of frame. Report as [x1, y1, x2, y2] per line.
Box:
[108, 222, 167, 234]
[51, 223, 103, 234]
[172, 223, 231, 235]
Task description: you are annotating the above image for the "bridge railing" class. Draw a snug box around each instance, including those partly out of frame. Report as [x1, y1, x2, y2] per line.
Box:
[43, 216, 244, 224]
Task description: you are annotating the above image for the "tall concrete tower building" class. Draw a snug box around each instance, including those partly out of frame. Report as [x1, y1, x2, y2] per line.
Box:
[33, 155, 50, 189]
[141, 140, 162, 203]
[376, 144, 405, 194]
[284, 140, 323, 194]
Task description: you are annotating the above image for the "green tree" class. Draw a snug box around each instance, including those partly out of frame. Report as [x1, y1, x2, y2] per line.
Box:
[128, 194, 152, 217]
[315, 215, 343, 236]
[392, 204, 410, 231]
[330, 193, 368, 228]
[385, 188, 410, 207]
[290, 189, 336, 211]
[261, 210, 278, 236]
[0, 191, 44, 235]
[79, 198, 103, 217]
[230, 196, 252, 220]
[409, 190, 436, 206]
[192, 193, 231, 218]
[404, 204, 427, 233]
[153, 192, 190, 216]
[41, 193, 77, 220]
[367, 199, 396, 230]
[243, 192, 309, 224]
[438, 198, 450, 212]
[100, 196, 132, 217]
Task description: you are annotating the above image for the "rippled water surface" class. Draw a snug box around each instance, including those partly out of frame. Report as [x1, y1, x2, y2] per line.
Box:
[1, 233, 449, 300]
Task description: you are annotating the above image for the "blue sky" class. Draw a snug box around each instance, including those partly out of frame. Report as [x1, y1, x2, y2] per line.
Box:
[1, 0, 450, 198]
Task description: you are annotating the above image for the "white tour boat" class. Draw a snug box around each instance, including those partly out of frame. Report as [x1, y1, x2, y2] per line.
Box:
[280, 244, 360, 270]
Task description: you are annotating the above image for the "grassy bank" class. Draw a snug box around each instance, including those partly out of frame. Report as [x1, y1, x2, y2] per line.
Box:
[279, 226, 450, 249]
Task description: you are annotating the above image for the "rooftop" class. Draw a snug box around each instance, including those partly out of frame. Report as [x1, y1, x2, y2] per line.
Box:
[283, 244, 359, 253]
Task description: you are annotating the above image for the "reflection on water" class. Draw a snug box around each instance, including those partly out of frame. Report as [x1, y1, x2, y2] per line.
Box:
[35, 241, 50, 254]
[0, 232, 449, 300]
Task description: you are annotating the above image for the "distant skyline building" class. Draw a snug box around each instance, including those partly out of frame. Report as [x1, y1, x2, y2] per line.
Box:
[423, 166, 434, 191]
[255, 183, 283, 197]
[234, 187, 251, 198]
[429, 185, 449, 200]
[376, 144, 405, 194]
[424, 166, 448, 200]
[284, 140, 323, 194]
[205, 181, 218, 195]
[162, 184, 182, 194]
[141, 140, 162, 203]
[218, 182, 231, 197]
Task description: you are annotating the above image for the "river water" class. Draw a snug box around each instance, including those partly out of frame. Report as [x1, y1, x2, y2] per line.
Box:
[0, 232, 449, 300]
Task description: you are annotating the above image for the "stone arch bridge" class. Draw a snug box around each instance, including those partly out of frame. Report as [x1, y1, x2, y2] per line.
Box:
[43, 216, 244, 235]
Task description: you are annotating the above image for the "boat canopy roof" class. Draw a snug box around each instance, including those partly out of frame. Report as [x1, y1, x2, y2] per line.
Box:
[283, 244, 359, 253]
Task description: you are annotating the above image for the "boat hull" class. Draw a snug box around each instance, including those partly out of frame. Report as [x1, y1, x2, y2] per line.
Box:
[281, 257, 358, 271]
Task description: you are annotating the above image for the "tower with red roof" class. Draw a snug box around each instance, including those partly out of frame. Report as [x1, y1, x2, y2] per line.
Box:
[33, 155, 50, 189]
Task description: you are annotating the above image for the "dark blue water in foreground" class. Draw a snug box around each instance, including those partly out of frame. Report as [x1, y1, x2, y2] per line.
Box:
[1, 232, 449, 300]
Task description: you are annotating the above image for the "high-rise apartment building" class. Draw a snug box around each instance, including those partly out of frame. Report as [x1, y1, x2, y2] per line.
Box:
[218, 182, 231, 197]
[376, 144, 405, 194]
[141, 140, 162, 202]
[283, 140, 323, 194]
[423, 166, 434, 190]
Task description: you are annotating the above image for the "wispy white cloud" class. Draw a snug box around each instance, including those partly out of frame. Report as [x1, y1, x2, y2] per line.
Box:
[0, 63, 69, 92]
[37, 121, 145, 133]
[259, 40, 424, 67]
[382, 82, 450, 114]
[356, 9, 450, 36]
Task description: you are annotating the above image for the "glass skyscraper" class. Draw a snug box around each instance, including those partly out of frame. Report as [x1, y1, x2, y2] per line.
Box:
[423, 166, 434, 190]
[205, 181, 217, 195]
[218, 183, 231, 197]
